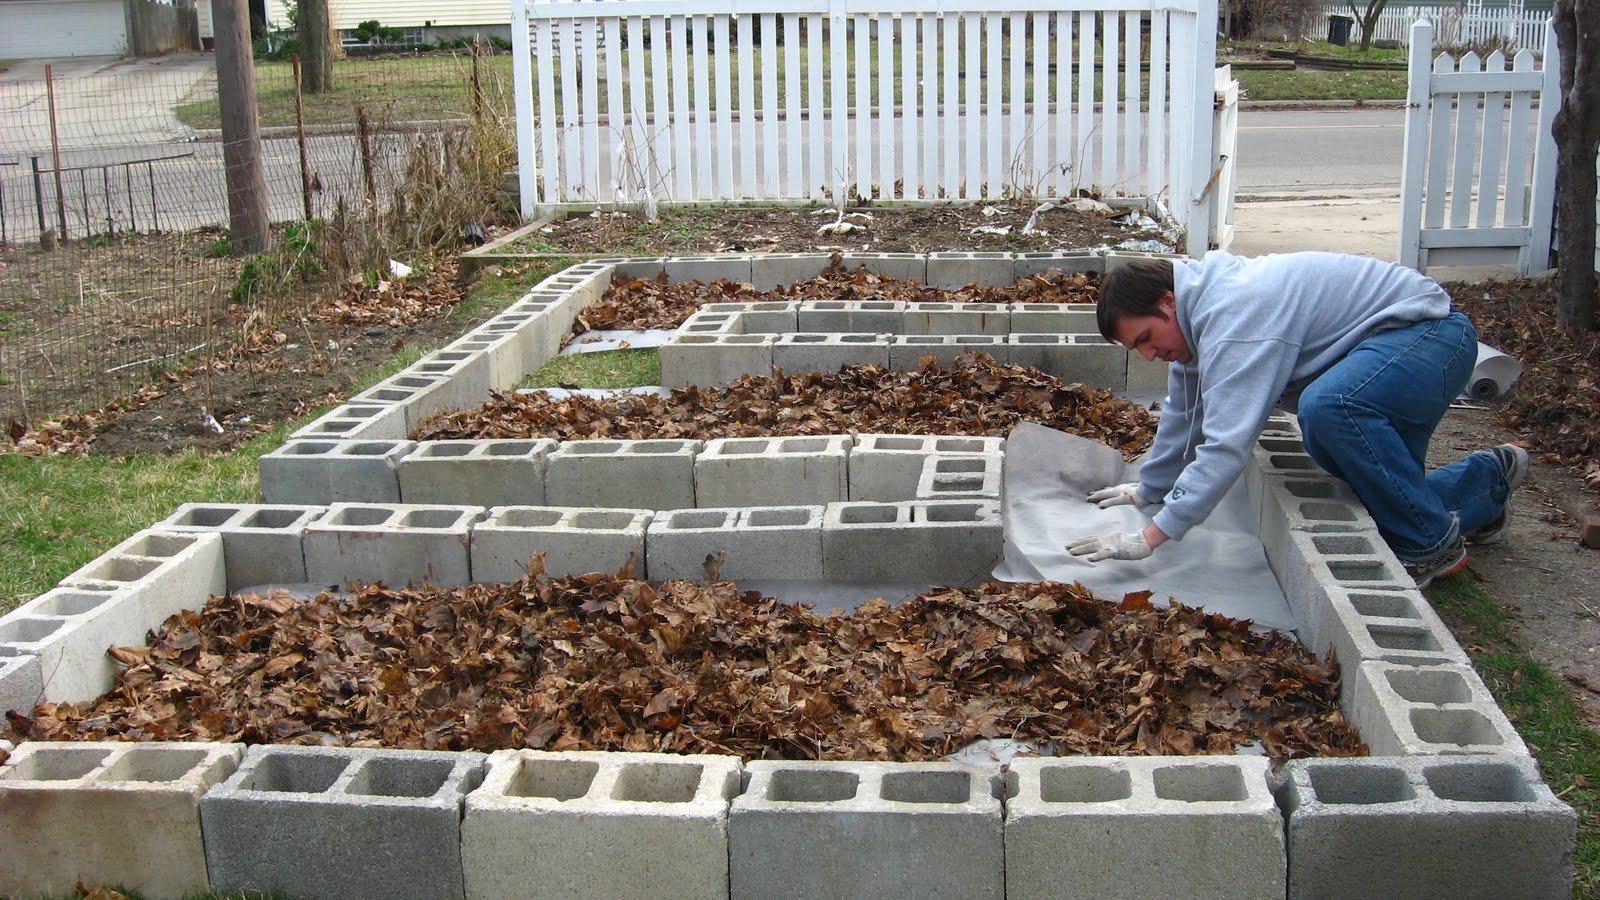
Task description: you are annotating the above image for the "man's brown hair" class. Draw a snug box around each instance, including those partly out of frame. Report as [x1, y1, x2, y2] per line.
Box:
[1095, 259, 1176, 342]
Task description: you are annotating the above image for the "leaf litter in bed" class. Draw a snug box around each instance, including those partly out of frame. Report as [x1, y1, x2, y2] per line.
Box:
[9, 568, 1364, 762]
[413, 353, 1158, 460]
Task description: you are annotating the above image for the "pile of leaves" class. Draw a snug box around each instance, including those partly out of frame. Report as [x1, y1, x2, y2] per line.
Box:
[571, 259, 1100, 337]
[314, 256, 470, 330]
[414, 354, 1158, 459]
[1448, 278, 1600, 471]
[7, 568, 1363, 761]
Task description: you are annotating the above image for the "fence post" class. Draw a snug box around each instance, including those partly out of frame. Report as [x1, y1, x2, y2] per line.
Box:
[1397, 18, 1434, 269]
[1523, 18, 1559, 273]
[30, 156, 47, 237]
[511, 0, 539, 219]
[1183, 0, 1219, 257]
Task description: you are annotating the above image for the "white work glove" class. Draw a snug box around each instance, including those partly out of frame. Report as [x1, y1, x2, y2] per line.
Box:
[1068, 530, 1154, 562]
[1086, 482, 1154, 509]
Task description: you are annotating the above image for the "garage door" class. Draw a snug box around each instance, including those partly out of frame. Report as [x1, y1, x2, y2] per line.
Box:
[0, 0, 127, 59]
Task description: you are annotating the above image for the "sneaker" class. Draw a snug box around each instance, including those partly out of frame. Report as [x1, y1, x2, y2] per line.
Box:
[1405, 539, 1470, 590]
[1465, 443, 1530, 546]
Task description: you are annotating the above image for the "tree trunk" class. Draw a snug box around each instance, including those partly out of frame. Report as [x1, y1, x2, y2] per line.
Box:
[211, 0, 270, 255]
[299, 0, 335, 94]
[1357, 0, 1386, 52]
[1551, 0, 1599, 333]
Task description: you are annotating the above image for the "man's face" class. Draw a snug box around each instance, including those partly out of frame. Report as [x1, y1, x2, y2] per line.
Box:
[1113, 290, 1191, 365]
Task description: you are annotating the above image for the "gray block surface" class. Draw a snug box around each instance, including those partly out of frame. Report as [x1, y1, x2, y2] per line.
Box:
[472, 506, 651, 582]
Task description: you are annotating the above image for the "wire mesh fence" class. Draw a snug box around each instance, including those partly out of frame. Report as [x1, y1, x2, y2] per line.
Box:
[0, 45, 517, 426]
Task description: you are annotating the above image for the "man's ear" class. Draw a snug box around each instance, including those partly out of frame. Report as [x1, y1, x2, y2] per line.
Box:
[1159, 290, 1176, 317]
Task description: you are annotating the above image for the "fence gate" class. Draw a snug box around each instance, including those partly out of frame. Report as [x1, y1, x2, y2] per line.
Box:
[514, 0, 1227, 255]
[1397, 17, 1558, 273]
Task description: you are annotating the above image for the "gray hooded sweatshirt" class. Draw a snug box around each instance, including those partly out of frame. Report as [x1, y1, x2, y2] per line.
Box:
[1137, 251, 1453, 541]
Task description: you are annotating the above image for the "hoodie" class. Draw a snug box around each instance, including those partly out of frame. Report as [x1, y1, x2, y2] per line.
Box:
[1137, 251, 1453, 541]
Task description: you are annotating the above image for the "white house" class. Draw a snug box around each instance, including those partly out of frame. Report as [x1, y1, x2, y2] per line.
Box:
[258, 0, 513, 45]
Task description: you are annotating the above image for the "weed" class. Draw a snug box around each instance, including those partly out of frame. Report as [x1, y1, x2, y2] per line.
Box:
[205, 235, 233, 258]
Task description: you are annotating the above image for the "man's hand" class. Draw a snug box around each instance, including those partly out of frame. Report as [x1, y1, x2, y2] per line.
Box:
[1068, 530, 1154, 562]
[1086, 482, 1153, 509]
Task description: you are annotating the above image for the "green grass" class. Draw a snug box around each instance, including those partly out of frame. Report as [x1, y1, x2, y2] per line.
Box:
[1233, 67, 1407, 101]
[1428, 575, 1600, 895]
[518, 348, 660, 390]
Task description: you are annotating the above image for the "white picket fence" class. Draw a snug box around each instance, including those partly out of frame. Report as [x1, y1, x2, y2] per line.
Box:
[1397, 17, 1558, 273]
[512, 0, 1235, 255]
[1312, 0, 1547, 50]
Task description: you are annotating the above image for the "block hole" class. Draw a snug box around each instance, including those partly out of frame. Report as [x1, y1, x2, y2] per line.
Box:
[721, 440, 768, 455]
[347, 756, 454, 798]
[502, 509, 564, 528]
[1327, 560, 1390, 582]
[245, 753, 346, 793]
[78, 556, 160, 583]
[1311, 535, 1377, 555]
[881, 770, 970, 804]
[242, 508, 307, 529]
[1284, 480, 1337, 499]
[6, 747, 110, 781]
[568, 442, 622, 455]
[1039, 766, 1132, 803]
[31, 592, 107, 616]
[779, 438, 828, 453]
[1385, 668, 1472, 704]
[746, 508, 810, 528]
[1152, 764, 1246, 802]
[0, 617, 65, 643]
[839, 506, 899, 525]
[1410, 708, 1504, 747]
[1306, 764, 1414, 804]
[871, 437, 924, 450]
[122, 533, 196, 558]
[100, 748, 209, 783]
[286, 442, 338, 455]
[401, 509, 462, 529]
[935, 438, 987, 453]
[508, 758, 599, 800]
[1367, 624, 1442, 652]
[571, 511, 636, 530]
[331, 507, 392, 527]
[1349, 592, 1417, 618]
[346, 442, 400, 457]
[612, 762, 703, 803]
[920, 502, 983, 523]
[1424, 762, 1532, 803]
[767, 769, 858, 802]
[669, 510, 728, 529]
[937, 458, 987, 473]
[173, 507, 235, 527]
[422, 443, 475, 458]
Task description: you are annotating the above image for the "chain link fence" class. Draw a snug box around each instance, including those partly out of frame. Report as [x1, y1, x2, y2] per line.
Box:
[0, 45, 517, 425]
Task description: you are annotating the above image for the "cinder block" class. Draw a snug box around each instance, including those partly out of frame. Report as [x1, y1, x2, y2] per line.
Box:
[838, 252, 927, 284]
[303, 503, 484, 588]
[157, 502, 327, 591]
[1307, 584, 1470, 686]
[660, 333, 776, 389]
[646, 506, 825, 581]
[1014, 250, 1106, 277]
[926, 251, 1015, 289]
[772, 333, 891, 375]
[796, 300, 907, 333]
[903, 302, 1010, 335]
[1005, 756, 1284, 900]
[533, 267, 608, 313]
[1277, 529, 1414, 629]
[1007, 334, 1128, 388]
[822, 500, 1001, 585]
[0, 741, 243, 899]
[397, 439, 557, 507]
[665, 254, 754, 286]
[694, 435, 850, 507]
[848, 434, 1004, 502]
[916, 453, 1003, 500]
[545, 439, 701, 510]
[1249, 472, 1373, 592]
[258, 439, 415, 504]
[730, 760, 1003, 899]
[752, 252, 835, 290]
[446, 328, 526, 393]
[730, 300, 801, 334]
[350, 372, 454, 432]
[201, 745, 484, 900]
[291, 402, 410, 441]
[1127, 353, 1170, 391]
[678, 309, 741, 337]
[0, 653, 42, 717]
[406, 347, 492, 414]
[463, 750, 742, 900]
[889, 335, 1010, 370]
[472, 506, 651, 582]
[1007, 302, 1099, 334]
[1351, 661, 1528, 757]
[16, 531, 227, 702]
[1278, 755, 1575, 899]
[600, 256, 668, 281]
[479, 306, 556, 381]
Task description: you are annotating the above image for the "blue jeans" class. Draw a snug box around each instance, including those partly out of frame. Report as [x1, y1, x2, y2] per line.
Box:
[1298, 312, 1505, 563]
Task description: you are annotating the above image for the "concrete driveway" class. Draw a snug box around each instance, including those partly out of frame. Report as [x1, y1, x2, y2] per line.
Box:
[0, 52, 217, 157]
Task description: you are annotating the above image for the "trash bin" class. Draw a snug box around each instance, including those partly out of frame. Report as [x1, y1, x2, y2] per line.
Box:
[1328, 14, 1354, 46]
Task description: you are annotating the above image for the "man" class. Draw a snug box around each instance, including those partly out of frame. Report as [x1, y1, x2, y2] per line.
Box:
[1067, 252, 1527, 589]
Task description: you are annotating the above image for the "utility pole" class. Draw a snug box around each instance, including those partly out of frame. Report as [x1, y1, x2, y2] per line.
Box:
[212, 0, 270, 255]
[300, 0, 335, 93]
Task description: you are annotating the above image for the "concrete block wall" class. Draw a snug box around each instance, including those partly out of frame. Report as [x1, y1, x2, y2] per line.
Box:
[1005, 756, 1285, 899]
[916, 452, 1004, 501]
[0, 741, 243, 899]
[849, 434, 1005, 501]
[1277, 754, 1576, 898]
[158, 502, 327, 591]
[0, 651, 43, 720]
[201, 744, 485, 900]
[397, 438, 557, 507]
[259, 439, 415, 504]
[646, 505, 825, 581]
[730, 760, 1004, 899]
[890, 334, 1010, 370]
[472, 505, 651, 582]
[303, 503, 484, 588]
[1350, 661, 1528, 757]
[659, 332, 775, 389]
[823, 499, 1002, 584]
[464, 750, 742, 900]
[545, 439, 702, 510]
[1006, 333, 1128, 388]
[772, 332, 892, 373]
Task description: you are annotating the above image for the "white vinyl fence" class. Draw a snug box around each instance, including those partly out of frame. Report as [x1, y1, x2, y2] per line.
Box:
[1312, 0, 1547, 50]
[513, 0, 1234, 255]
[1397, 17, 1557, 273]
